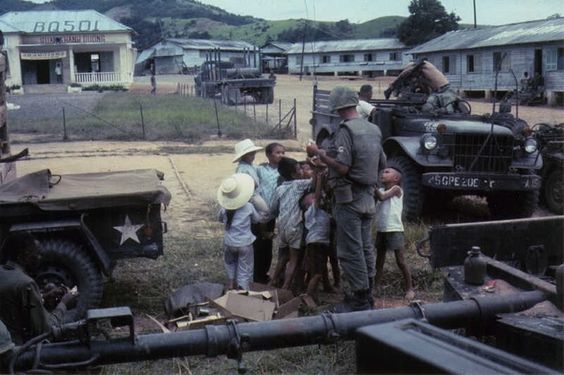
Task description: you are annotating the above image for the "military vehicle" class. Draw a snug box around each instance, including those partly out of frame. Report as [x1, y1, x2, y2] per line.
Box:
[194, 48, 275, 105]
[534, 123, 563, 214]
[310, 62, 542, 221]
[0, 169, 171, 320]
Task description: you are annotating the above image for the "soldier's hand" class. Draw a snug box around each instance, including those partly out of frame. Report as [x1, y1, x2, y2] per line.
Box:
[60, 291, 79, 309]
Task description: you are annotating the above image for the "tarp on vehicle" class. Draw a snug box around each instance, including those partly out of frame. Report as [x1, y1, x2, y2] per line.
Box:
[0, 169, 172, 211]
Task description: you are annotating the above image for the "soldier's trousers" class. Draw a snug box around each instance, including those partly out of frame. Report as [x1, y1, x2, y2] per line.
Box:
[333, 196, 376, 292]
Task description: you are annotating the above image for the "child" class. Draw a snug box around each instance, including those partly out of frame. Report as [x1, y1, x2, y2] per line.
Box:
[301, 169, 333, 300]
[269, 157, 311, 290]
[233, 139, 269, 214]
[217, 173, 264, 290]
[254, 142, 286, 283]
[374, 168, 415, 300]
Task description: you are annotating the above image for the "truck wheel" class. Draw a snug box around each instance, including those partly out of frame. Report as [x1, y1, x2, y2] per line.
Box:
[387, 155, 423, 222]
[35, 239, 103, 321]
[487, 190, 539, 219]
[544, 169, 563, 214]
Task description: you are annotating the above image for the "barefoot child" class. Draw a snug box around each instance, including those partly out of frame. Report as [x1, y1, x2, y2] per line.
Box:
[217, 173, 264, 290]
[254, 142, 286, 283]
[269, 157, 311, 290]
[374, 168, 415, 300]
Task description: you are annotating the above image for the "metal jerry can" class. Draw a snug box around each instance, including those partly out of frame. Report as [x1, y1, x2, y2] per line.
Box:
[464, 246, 487, 285]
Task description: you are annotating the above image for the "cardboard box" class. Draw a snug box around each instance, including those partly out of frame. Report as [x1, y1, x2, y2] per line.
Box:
[213, 291, 275, 321]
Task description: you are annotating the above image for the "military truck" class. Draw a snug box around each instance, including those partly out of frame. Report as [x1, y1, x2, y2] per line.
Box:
[194, 49, 275, 105]
[534, 123, 563, 214]
[0, 169, 171, 320]
[310, 83, 542, 221]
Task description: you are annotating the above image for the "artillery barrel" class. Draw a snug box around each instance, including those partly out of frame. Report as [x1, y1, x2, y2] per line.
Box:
[14, 290, 546, 370]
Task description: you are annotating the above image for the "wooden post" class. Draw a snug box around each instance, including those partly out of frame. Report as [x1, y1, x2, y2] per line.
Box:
[214, 98, 222, 137]
[253, 102, 256, 122]
[293, 98, 297, 139]
[62, 107, 68, 141]
[278, 99, 282, 127]
[266, 103, 269, 125]
[139, 103, 146, 140]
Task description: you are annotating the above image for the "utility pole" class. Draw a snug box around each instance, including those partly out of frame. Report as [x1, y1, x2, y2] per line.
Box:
[473, 0, 477, 28]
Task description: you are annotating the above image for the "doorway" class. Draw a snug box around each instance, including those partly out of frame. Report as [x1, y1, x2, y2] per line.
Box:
[21, 60, 51, 84]
[534, 49, 543, 76]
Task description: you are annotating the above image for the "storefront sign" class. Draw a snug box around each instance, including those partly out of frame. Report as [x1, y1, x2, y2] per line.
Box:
[21, 51, 67, 60]
[38, 34, 106, 44]
[34, 20, 100, 33]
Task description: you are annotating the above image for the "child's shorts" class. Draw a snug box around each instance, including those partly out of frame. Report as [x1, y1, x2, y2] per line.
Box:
[278, 225, 303, 250]
[375, 232, 405, 252]
[305, 242, 331, 275]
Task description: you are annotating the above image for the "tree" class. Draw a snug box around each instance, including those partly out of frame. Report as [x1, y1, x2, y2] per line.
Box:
[397, 0, 460, 46]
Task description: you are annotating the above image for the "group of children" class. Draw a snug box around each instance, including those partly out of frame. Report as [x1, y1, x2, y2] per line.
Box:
[216, 138, 414, 303]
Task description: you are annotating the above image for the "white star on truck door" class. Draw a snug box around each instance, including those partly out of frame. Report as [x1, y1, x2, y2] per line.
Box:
[113, 215, 144, 245]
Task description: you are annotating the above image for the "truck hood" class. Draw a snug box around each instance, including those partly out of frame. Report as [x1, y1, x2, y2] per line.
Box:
[0, 169, 171, 211]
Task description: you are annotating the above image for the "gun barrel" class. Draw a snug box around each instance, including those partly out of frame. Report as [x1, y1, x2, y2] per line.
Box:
[13, 290, 546, 370]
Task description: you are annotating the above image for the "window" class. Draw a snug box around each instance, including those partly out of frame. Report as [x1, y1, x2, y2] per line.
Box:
[493, 51, 511, 72]
[546, 47, 564, 71]
[467, 54, 481, 73]
[339, 54, 354, 63]
[322, 55, 331, 64]
[295, 56, 301, 65]
[442, 56, 450, 74]
[364, 53, 373, 62]
[389, 52, 399, 61]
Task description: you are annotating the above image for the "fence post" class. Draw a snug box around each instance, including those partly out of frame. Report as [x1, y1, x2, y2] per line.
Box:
[293, 98, 297, 139]
[243, 98, 247, 114]
[266, 103, 269, 125]
[139, 103, 146, 140]
[62, 107, 68, 141]
[278, 99, 282, 128]
[253, 102, 256, 122]
[214, 98, 222, 137]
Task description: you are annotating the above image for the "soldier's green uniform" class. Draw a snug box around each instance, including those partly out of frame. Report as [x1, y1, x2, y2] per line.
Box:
[421, 84, 458, 113]
[0, 320, 15, 372]
[0, 261, 65, 344]
[326, 87, 384, 310]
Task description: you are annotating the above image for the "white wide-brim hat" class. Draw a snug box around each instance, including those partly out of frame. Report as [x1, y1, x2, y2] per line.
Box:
[217, 173, 255, 210]
[232, 139, 263, 163]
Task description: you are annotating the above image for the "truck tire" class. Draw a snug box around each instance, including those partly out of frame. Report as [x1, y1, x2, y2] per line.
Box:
[36, 239, 103, 321]
[487, 189, 539, 219]
[386, 155, 423, 222]
[544, 169, 563, 214]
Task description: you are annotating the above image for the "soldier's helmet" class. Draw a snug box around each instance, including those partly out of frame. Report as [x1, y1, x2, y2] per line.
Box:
[328, 86, 359, 113]
[0, 320, 14, 355]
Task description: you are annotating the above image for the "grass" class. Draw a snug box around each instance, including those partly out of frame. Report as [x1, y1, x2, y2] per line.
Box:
[9, 93, 292, 143]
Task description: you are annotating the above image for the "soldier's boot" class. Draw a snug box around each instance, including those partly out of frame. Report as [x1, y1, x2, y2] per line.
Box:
[367, 277, 375, 309]
[331, 289, 371, 313]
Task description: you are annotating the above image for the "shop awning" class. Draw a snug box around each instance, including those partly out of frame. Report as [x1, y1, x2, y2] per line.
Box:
[20, 51, 67, 60]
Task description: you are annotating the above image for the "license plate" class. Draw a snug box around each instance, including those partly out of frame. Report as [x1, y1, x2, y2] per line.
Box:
[424, 174, 483, 189]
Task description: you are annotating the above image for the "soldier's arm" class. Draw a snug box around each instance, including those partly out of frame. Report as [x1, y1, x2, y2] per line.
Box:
[21, 283, 53, 338]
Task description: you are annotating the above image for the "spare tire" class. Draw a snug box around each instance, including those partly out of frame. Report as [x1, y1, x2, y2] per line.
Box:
[35, 239, 103, 321]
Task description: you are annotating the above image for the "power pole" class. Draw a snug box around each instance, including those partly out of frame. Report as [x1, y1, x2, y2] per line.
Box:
[473, 0, 477, 28]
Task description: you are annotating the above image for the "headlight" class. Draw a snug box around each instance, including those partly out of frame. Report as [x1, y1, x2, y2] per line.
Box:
[421, 134, 438, 151]
[523, 137, 538, 154]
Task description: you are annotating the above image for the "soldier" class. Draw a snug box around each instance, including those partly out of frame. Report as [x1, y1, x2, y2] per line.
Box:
[315, 86, 384, 312]
[0, 233, 76, 344]
[357, 84, 377, 121]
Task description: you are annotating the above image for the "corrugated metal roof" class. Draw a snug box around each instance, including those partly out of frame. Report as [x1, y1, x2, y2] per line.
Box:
[0, 19, 20, 33]
[166, 38, 256, 50]
[409, 17, 564, 54]
[262, 41, 293, 51]
[0, 10, 132, 33]
[285, 38, 405, 54]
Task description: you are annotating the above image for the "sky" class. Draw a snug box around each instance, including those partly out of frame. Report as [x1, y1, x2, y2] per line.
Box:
[26, 0, 562, 25]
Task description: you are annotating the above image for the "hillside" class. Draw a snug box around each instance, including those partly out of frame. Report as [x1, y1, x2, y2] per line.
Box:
[2, 0, 407, 49]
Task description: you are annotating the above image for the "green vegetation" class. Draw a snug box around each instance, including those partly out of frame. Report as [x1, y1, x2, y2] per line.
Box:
[398, 0, 460, 46]
[9, 93, 291, 142]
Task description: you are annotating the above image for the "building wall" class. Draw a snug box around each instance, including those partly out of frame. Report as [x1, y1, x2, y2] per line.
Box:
[287, 49, 409, 75]
[414, 41, 564, 93]
[3, 30, 135, 87]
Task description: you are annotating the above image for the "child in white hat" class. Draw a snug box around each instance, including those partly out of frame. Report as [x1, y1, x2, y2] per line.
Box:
[233, 139, 269, 214]
[217, 173, 264, 290]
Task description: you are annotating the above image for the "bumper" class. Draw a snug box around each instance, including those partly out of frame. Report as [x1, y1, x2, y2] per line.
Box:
[422, 173, 541, 191]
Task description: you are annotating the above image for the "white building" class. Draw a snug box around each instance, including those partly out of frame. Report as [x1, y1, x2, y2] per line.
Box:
[0, 10, 136, 91]
[285, 38, 410, 76]
[136, 38, 260, 75]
